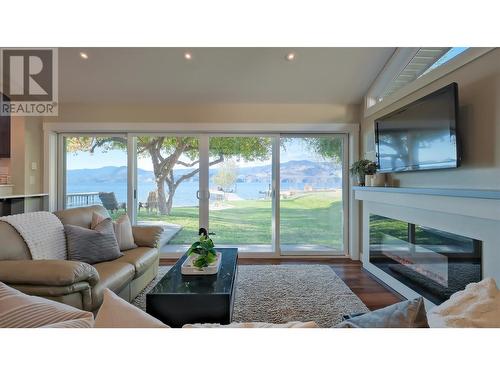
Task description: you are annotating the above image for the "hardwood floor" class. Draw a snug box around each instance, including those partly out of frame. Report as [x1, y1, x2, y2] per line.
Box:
[159, 258, 404, 311]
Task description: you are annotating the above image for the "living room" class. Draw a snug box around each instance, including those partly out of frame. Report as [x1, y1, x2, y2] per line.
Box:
[1, 2, 499, 375]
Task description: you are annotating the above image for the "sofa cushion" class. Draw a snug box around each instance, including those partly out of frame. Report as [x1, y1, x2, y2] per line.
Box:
[55, 205, 109, 229]
[0, 281, 94, 328]
[132, 225, 163, 248]
[91, 261, 135, 309]
[65, 218, 122, 264]
[95, 289, 168, 328]
[120, 247, 159, 278]
[336, 297, 429, 328]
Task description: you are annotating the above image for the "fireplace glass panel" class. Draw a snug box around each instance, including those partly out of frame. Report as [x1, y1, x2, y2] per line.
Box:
[369, 214, 482, 304]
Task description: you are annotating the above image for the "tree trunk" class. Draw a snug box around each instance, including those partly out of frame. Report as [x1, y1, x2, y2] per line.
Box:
[156, 177, 169, 215]
[166, 186, 176, 214]
[165, 178, 176, 215]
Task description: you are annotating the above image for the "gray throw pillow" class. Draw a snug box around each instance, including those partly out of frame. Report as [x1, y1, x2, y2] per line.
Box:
[336, 297, 429, 328]
[65, 218, 122, 264]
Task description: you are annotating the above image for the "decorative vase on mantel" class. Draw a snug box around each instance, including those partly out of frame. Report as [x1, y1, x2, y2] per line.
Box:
[371, 173, 386, 187]
[364, 174, 373, 187]
[350, 159, 378, 187]
[358, 173, 366, 186]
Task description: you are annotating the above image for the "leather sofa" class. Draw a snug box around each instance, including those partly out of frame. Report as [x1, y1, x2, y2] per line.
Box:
[0, 205, 162, 312]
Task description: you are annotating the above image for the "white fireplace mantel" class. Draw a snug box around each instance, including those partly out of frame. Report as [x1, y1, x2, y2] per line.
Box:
[353, 186, 500, 221]
[354, 186, 500, 308]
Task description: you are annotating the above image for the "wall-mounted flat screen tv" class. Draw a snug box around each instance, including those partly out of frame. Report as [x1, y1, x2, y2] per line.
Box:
[375, 82, 460, 173]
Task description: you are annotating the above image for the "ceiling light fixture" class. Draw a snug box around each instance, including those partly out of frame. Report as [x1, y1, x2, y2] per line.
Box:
[184, 52, 193, 60]
[79, 52, 89, 59]
[286, 52, 296, 61]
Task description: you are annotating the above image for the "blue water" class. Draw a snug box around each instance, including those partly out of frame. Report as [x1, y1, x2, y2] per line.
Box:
[67, 180, 339, 207]
[68, 181, 270, 207]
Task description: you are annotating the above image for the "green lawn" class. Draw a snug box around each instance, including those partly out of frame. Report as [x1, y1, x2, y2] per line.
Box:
[136, 191, 343, 248]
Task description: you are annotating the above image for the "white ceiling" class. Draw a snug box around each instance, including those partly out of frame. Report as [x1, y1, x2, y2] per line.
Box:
[58, 48, 395, 105]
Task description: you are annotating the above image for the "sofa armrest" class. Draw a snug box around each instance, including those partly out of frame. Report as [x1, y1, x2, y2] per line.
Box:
[0, 260, 99, 287]
[132, 225, 163, 248]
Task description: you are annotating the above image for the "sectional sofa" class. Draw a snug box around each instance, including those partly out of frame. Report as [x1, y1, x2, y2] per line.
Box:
[0, 205, 162, 312]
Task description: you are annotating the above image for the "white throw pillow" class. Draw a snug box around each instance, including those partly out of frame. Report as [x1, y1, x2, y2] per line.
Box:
[112, 214, 137, 250]
[183, 321, 319, 328]
[92, 212, 137, 251]
[95, 289, 169, 328]
[427, 278, 500, 328]
[0, 282, 94, 328]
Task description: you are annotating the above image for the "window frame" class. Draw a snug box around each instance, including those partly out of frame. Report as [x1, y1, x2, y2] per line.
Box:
[48, 122, 359, 259]
[59, 133, 128, 211]
[364, 47, 494, 118]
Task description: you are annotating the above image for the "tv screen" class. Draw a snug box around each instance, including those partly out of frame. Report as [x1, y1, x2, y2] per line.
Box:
[375, 82, 459, 173]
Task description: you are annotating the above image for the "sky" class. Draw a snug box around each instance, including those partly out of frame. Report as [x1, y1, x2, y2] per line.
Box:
[66, 137, 334, 171]
[420, 47, 468, 76]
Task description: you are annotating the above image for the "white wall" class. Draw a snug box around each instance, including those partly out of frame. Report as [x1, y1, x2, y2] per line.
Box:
[7, 116, 44, 195]
[53, 102, 360, 124]
[361, 48, 500, 189]
[8, 102, 360, 197]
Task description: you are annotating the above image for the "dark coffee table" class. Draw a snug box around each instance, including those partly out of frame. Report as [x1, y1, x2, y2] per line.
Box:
[146, 248, 238, 327]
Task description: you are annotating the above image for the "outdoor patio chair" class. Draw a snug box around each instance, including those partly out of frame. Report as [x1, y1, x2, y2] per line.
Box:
[146, 190, 159, 214]
[98, 192, 120, 213]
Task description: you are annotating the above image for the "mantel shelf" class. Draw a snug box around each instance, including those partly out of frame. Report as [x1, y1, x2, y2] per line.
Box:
[352, 186, 500, 200]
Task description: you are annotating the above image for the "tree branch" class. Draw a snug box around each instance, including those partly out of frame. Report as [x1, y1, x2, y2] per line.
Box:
[208, 155, 225, 168]
[176, 159, 200, 168]
[158, 139, 186, 173]
[89, 137, 125, 153]
[173, 155, 224, 189]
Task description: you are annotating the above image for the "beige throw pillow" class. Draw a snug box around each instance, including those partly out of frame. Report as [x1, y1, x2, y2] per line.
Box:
[0, 282, 94, 328]
[427, 278, 500, 328]
[91, 211, 107, 230]
[92, 212, 137, 251]
[113, 214, 137, 250]
[95, 289, 169, 328]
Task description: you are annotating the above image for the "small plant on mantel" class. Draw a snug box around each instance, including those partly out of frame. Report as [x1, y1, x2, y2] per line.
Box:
[187, 229, 217, 269]
[349, 159, 378, 186]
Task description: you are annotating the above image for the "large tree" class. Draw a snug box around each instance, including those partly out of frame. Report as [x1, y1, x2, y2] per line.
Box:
[67, 136, 272, 215]
[213, 159, 238, 193]
[300, 137, 343, 163]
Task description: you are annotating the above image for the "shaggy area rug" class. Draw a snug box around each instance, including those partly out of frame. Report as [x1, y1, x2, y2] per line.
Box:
[132, 265, 369, 327]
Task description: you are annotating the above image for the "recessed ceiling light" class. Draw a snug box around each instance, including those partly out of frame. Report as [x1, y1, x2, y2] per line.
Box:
[286, 52, 296, 61]
[80, 52, 88, 59]
[184, 52, 193, 60]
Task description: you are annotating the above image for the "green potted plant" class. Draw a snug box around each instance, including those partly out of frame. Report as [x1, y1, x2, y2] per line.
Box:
[350, 159, 377, 186]
[186, 229, 218, 269]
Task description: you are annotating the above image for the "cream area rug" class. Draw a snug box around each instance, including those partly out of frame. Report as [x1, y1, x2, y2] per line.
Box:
[132, 265, 369, 327]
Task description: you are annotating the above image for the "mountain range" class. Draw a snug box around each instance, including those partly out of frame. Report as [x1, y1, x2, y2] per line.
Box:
[67, 160, 342, 185]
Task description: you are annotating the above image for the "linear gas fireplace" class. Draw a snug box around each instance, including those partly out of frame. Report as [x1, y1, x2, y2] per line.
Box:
[369, 214, 482, 305]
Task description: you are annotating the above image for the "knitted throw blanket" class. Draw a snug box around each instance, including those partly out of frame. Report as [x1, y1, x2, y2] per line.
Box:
[0, 212, 67, 260]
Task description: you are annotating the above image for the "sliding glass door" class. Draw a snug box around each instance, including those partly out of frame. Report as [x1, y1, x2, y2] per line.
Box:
[279, 135, 346, 255]
[134, 136, 201, 252]
[60, 132, 348, 257]
[63, 135, 128, 219]
[208, 136, 274, 253]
